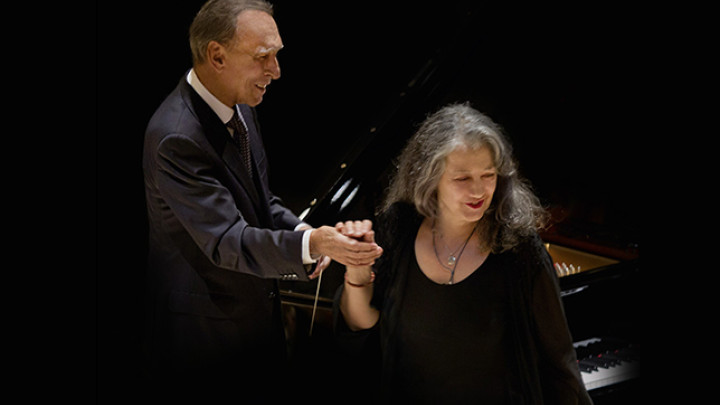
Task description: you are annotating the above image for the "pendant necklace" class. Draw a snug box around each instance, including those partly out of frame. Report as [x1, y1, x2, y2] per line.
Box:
[432, 220, 476, 285]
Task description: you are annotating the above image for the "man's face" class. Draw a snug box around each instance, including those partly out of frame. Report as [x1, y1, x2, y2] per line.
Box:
[223, 10, 283, 106]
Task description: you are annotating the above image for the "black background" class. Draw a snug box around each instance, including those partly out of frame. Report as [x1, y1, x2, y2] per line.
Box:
[98, 0, 640, 400]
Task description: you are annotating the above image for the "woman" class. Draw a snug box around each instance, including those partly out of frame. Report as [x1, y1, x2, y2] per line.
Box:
[333, 103, 592, 404]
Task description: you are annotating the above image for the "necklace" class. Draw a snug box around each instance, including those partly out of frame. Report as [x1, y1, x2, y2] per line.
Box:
[432, 221, 476, 285]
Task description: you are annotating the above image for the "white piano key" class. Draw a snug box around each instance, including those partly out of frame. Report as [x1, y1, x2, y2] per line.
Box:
[580, 361, 640, 390]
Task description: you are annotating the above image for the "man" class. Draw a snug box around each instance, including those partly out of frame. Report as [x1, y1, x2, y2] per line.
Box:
[142, 0, 382, 395]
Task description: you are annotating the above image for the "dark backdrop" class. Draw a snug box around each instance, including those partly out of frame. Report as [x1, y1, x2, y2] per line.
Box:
[98, 1, 639, 400]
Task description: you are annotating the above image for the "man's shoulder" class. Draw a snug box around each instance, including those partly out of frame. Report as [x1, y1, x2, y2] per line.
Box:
[145, 79, 200, 140]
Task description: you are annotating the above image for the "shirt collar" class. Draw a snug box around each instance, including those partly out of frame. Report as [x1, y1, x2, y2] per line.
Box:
[187, 69, 236, 125]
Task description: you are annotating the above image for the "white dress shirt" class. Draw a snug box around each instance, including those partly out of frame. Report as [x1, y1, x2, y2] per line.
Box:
[186, 69, 316, 265]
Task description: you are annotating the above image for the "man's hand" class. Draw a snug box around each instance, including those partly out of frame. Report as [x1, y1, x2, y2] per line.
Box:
[307, 255, 331, 280]
[308, 223, 383, 268]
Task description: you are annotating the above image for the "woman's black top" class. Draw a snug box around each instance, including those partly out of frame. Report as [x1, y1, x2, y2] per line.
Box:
[332, 202, 593, 405]
[392, 252, 509, 403]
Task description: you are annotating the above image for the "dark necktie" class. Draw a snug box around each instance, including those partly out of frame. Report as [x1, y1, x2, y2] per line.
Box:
[227, 108, 253, 176]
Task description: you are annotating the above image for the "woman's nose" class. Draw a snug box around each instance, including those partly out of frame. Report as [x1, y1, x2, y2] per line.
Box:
[469, 179, 489, 199]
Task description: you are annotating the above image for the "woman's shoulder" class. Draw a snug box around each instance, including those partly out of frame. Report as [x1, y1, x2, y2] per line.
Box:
[512, 232, 546, 256]
[378, 201, 418, 221]
[499, 232, 552, 275]
[377, 202, 422, 238]
[373, 202, 422, 274]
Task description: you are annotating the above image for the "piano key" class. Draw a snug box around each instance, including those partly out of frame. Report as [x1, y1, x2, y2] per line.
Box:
[573, 337, 640, 391]
[579, 360, 640, 391]
[578, 360, 598, 372]
[577, 361, 596, 373]
[584, 356, 612, 368]
[602, 352, 627, 363]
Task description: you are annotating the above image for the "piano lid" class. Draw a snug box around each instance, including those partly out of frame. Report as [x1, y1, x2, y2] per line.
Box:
[278, 1, 639, 300]
[274, 8, 641, 400]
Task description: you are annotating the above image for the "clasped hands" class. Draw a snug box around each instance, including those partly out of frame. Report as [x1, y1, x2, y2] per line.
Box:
[307, 220, 381, 279]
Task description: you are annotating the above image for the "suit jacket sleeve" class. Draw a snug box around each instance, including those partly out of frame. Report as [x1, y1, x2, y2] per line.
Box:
[268, 192, 302, 230]
[153, 132, 309, 281]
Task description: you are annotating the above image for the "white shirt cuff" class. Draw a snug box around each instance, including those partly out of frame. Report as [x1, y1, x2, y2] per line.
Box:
[295, 223, 316, 265]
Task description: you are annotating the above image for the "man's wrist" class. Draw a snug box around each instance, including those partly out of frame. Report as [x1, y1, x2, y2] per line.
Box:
[301, 228, 317, 264]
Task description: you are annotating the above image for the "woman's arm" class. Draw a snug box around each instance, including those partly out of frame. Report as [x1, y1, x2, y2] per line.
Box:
[530, 241, 593, 404]
[336, 220, 382, 331]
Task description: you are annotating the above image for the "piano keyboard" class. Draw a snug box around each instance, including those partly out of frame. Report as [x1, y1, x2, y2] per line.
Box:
[574, 337, 640, 391]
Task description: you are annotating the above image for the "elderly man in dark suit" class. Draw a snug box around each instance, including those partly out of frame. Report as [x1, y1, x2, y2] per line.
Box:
[142, 0, 382, 396]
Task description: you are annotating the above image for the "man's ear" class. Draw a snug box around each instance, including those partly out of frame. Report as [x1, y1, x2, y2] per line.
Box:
[206, 41, 226, 71]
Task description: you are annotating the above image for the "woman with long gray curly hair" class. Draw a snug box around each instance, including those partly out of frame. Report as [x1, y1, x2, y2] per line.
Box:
[381, 102, 548, 253]
[333, 103, 592, 404]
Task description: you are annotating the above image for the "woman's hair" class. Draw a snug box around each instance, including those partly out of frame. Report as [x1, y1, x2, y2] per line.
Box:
[381, 102, 547, 253]
[189, 0, 274, 65]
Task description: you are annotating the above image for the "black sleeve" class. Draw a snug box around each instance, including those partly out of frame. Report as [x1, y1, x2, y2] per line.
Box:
[526, 236, 594, 404]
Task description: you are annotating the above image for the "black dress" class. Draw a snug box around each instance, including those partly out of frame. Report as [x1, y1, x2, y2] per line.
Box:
[333, 202, 593, 405]
[392, 252, 510, 403]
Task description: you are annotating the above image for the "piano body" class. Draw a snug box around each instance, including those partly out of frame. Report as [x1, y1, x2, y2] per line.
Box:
[273, 3, 640, 403]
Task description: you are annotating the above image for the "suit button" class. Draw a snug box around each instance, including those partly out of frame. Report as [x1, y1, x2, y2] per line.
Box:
[268, 291, 276, 299]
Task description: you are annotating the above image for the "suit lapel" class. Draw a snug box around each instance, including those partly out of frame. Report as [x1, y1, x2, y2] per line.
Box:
[240, 105, 264, 177]
[221, 145, 262, 206]
[238, 104, 274, 228]
[182, 80, 263, 210]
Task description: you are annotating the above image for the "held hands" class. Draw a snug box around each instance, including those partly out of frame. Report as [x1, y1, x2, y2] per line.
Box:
[335, 221, 381, 332]
[307, 220, 382, 279]
[335, 220, 379, 284]
[337, 221, 377, 293]
[335, 219, 376, 245]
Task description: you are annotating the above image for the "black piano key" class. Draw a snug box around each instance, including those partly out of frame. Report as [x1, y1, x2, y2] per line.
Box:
[586, 341, 614, 354]
[578, 360, 598, 372]
[600, 352, 625, 363]
[598, 353, 619, 366]
[585, 357, 611, 369]
[573, 337, 640, 394]
[577, 361, 595, 373]
[575, 346, 592, 359]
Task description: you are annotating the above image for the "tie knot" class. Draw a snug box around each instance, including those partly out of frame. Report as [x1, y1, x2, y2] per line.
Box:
[228, 109, 247, 136]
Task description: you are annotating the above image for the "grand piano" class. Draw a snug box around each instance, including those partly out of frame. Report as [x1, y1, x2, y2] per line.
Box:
[273, 3, 640, 403]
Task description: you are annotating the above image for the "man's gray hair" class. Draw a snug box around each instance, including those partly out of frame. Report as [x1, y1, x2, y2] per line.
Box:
[189, 0, 274, 64]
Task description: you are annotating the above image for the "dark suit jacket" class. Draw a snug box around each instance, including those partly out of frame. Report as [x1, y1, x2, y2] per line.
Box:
[142, 74, 310, 389]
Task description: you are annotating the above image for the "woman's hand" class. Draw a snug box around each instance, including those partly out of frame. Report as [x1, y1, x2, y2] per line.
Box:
[335, 219, 376, 244]
[336, 220, 378, 284]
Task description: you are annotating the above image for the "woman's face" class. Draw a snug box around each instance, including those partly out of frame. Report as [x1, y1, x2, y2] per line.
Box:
[436, 145, 497, 225]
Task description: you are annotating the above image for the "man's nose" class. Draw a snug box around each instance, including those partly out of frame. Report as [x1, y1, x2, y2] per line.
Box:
[267, 57, 280, 79]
